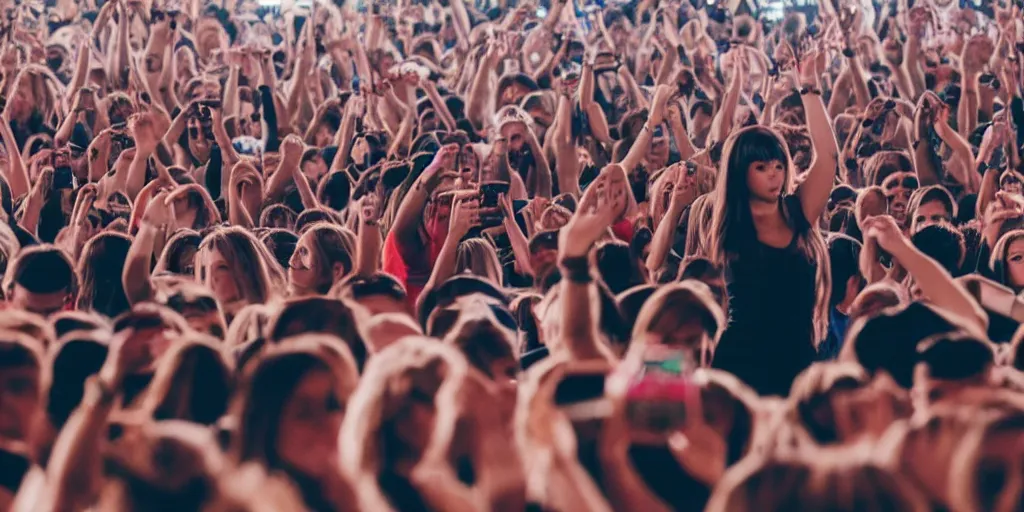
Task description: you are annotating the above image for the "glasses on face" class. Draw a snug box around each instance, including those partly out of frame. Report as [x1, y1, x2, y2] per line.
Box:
[883, 175, 920, 196]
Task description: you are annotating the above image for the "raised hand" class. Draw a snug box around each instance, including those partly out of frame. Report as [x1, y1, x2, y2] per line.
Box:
[142, 189, 174, 227]
[449, 196, 481, 240]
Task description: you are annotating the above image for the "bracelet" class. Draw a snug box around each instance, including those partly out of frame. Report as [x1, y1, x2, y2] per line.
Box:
[559, 255, 592, 283]
[842, 48, 856, 58]
[799, 86, 822, 96]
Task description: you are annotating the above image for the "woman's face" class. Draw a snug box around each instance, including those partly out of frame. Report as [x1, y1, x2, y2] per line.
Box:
[1005, 238, 1024, 289]
[746, 159, 786, 203]
[884, 173, 920, 227]
[202, 248, 242, 309]
[648, 133, 670, 169]
[187, 118, 212, 162]
[912, 199, 951, 233]
[276, 368, 344, 478]
[288, 232, 322, 294]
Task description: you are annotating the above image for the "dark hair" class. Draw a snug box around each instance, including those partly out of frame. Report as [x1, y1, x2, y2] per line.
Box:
[47, 337, 108, 428]
[268, 297, 369, 370]
[158, 230, 202, 276]
[616, 284, 657, 333]
[828, 235, 863, 307]
[316, 171, 352, 212]
[295, 208, 341, 233]
[496, 73, 539, 100]
[8, 245, 76, 295]
[76, 233, 133, 318]
[717, 126, 791, 254]
[145, 340, 233, 426]
[335, 273, 407, 302]
[259, 229, 298, 271]
[846, 302, 958, 388]
[917, 332, 994, 382]
[417, 275, 508, 328]
[911, 224, 965, 277]
[259, 204, 298, 230]
[595, 240, 645, 295]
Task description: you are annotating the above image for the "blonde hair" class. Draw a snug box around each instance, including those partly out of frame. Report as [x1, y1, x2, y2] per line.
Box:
[455, 238, 503, 284]
[195, 227, 286, 312]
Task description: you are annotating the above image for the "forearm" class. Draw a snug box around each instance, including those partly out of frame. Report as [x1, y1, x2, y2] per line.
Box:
[125, 150, 152, 200]
[355, 222, 382, 276]
[293, 172, 319, 210]
[503, 216, 534, 276]
[710, 71, 742, 144]
[467, 59, 497, 129]
[647, 202, 685, 273]
[936, 125, 980, 191]
[0, 122, 28, 198]
[846, 56, 870, 109]
[584, 102, 614, 144]
[891, 240, 987, 331]
[621, 123, 654, 173]
[124, 223, 157, 304]
[797, 91, 839, 220]
[959, 76, 979, 138]
[224, 66, 241, 117]
[422, 235, 461, 294]
[329, 113, 356, 174]
[423, 82, 457, 130]
[904, 39, 926, 96]
[580, 63, 596, 111]
[860, 238, 887, 284]
[526, 135, 553, 198]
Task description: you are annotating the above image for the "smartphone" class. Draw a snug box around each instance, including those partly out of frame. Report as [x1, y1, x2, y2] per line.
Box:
[479, 181, 510, 228]
[624, 346, 699, 434]
[52, 149, 74, 189]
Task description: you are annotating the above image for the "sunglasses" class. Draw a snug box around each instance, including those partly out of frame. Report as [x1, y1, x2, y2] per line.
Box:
[883, 175, 920, 192]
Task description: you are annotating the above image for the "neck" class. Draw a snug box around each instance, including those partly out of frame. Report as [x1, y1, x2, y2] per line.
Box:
[748, 197, 779, 221]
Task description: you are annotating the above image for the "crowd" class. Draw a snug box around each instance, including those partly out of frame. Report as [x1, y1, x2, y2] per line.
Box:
[0, 0, 1022, 509]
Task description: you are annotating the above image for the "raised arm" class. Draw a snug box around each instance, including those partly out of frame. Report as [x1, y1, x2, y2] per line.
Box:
[865, 215, 988, 333]
[124, 190, 173, 305]
[355, 194, 383, 276]
[795, 65, 840, 223]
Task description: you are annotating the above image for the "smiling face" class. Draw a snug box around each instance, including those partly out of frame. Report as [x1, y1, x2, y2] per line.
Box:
[288, 232, 321, 296]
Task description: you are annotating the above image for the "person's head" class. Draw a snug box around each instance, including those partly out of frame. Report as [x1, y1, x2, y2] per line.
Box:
[496, 73, 538, 108]
[138, 336, 232, 425]
[46, 332, 108, 431]
[156, 229, 202, 276]
[788, 362, 870, 444]
[365, 313, 421, 353]
[98, 420, 228, 511]
[419, 275, 512, 337]
[75, 232, 132, 318]
[521, 91, 555, 141]
[159, 281, 227, 339]
[340, 338, 468, 504]
[949, 412, 1024, 512]
[268, 296, 369, 371]
[259, 229, 299, 271]
[196, 227, 285, 317]
[594, 240, 645, 295]
[495, 105, 534, 154]
[705, 456, 930, 512]
[914, 333, 996, 405]
[715, 125, 791, 219]
[631, 281, 724, 366]
[333, 273, 409, 317]
[232, 337, 358, 482]
[5, 245, 77, 318]
[288, 223, 356, 296]
[910, 224, 965, 280]
[990, 230, 1024, 291]
[454, 237, 502, 285]
[882, 172, 920, 228]
[260, 204, 298, 230]
[300, 148, 328, 183]
[442, 295, 519, 388]
[909, 185, 956, 234]
[0, 332, 44, 443]
[528, 230, 559, 282]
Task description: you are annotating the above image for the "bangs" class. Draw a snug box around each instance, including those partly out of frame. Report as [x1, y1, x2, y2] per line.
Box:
[729, 127, 790, 168]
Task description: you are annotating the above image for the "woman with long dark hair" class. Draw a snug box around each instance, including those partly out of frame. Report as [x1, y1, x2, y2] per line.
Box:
[702, 75, 839, 396]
